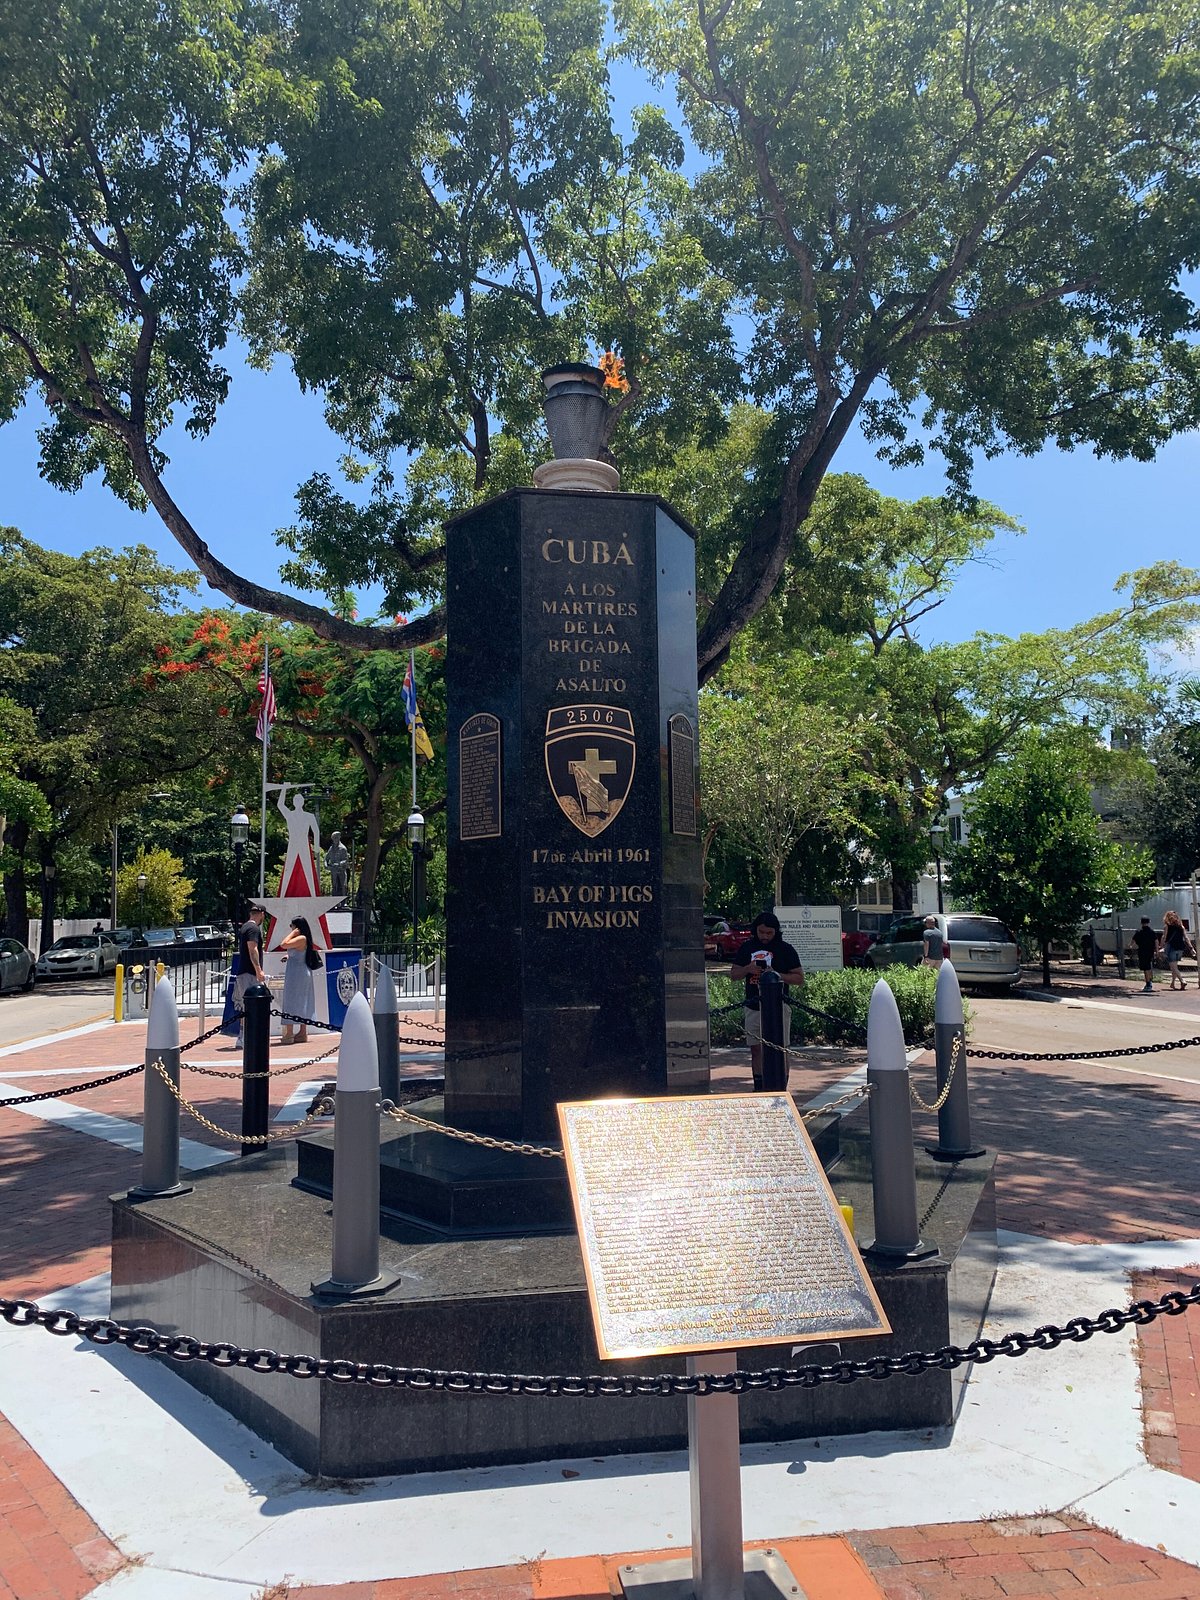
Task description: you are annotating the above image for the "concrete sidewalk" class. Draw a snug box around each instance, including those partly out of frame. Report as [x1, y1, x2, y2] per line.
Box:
[1, 1007, 1199, 1599]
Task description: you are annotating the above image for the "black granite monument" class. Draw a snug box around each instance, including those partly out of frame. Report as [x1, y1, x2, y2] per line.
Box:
[443, 488, 709, 1138]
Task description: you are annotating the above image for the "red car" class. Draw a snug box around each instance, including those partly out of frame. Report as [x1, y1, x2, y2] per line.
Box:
[841, 930, 877, 968]
[704, 918, 753, 961]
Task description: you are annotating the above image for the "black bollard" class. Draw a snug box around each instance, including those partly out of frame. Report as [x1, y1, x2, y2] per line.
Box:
[241, 982, 272, 1155]
[759, 968, 788, 1092]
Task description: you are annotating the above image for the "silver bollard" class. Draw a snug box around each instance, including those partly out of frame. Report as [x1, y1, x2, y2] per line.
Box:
[433, 953, 442, 1024]
[927, 962, 985, 1161]
[864, 981, 936, 1260]
[129, 977, 192, 1200]
[372, 960, 400, 1106]
[312, 992, 399, 1300]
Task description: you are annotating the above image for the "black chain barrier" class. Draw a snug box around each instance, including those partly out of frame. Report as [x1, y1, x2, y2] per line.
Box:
[970, 1035, 1200, 1063]
[2, 1283, 1196, 1393]
[0, 1065, 144, 1108]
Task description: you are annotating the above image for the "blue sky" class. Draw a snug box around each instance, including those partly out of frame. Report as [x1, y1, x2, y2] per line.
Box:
[2, 350, 1194, 661]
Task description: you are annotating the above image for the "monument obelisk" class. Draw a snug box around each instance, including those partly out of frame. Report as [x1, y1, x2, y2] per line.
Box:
[444, 365, 709, 1138]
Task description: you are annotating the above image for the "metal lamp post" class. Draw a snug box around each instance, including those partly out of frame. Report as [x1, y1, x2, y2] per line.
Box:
[930, 822, 946, 915]
[407, 808, 425, 968]
[41, 861, 57, 954]
[230, 805, 250, 924]
[136, 870, 148, 935]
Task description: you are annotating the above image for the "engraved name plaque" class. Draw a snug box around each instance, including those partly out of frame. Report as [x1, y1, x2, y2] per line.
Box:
[459, 713, 502, 841]
[668, 713, 697, 837]
[559, 1094, 890, 1359]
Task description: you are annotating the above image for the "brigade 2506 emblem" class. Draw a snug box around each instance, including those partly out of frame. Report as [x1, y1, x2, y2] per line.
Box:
[544, 707, 636, 837]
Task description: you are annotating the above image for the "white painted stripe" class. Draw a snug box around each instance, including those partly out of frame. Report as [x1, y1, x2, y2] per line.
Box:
[0, 1066, 143, 1078]
[0, 1080, 233, 1169]
[0, 1018, 115, 1058]
[274, 1080, 331, 1123]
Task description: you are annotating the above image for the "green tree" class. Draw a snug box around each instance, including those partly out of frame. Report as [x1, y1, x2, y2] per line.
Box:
[3, 0, 1200, 674]
[949, 734, 1144, 986]
[117, 847, 194, 928]
[1117, 703, 1200, 883]
[700, 653, 873, 904]
[0, 532, 244, 947]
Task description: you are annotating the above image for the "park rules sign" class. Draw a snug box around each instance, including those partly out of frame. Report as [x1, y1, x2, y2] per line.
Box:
[776, 904, 844, 972]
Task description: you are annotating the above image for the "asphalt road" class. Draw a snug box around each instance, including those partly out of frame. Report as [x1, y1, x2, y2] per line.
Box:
[0, 977, 113, 1051]
[968, 986, 1200, 1086]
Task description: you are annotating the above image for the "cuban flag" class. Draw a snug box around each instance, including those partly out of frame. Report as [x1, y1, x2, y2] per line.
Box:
[402, 654, 435, 761]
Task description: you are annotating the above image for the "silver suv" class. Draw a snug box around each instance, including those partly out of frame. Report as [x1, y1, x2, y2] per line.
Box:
[867, 913, 1020, 988]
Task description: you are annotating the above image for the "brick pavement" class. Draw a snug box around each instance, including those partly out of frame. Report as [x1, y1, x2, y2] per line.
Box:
[0, 1415, 124, 1600]
[847, 1517, 1200, 1599]
[1136, 1267, 1200, 1483]
[3, 1009, 1200, 1597]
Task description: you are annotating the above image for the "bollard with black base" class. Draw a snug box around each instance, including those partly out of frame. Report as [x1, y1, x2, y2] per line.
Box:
[863, 981, 936, 1261]
[128, 977, 192, 1200]
[758, 968, 787, 1093]
[312, 992, 401, 1300]
[372, 961, 400, 1106]
[240, 983, 272, 1157]
[927, 961, 985, 1162]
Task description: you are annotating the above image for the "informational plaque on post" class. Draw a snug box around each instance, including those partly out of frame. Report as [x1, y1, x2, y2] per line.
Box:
[558, 1095, 890, 1359]
[459, 713, 502, 841]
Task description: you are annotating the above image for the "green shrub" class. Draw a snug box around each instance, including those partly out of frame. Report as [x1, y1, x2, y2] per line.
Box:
[706, 965, 956, 1047]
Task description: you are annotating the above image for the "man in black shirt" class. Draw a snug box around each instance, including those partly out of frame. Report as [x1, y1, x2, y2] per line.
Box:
[1132, 917, 1159, 993]
[729, 910, 804, 1090]
[233, 905, 267, 1046]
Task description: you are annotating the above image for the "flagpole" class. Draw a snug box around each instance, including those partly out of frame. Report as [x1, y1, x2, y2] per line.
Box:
[259, 639, 269, 897]
[409, 649, 418, 812]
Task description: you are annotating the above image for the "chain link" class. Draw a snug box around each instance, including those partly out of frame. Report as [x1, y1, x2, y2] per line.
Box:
[3, 1282, 1195, 1394]
[380, 1101, 562, 1159]
[909, 1034, 962, 1114]
[0, 1065, 145, 1107]
[148, 1058, 334, 1144]
[969, 1034, 1200, 1063]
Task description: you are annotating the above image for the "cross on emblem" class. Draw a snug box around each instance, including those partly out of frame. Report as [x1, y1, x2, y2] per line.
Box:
[581, 747, 617, 783]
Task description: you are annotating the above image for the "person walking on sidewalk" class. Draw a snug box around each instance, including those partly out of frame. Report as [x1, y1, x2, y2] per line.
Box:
[1132, 917, 1159, 993]
[1161, 910, 1195, 990]
[921, 915, 946, 967]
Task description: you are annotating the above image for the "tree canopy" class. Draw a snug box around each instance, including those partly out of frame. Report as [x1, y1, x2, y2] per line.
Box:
[2, 0, 1199, 672]
[949, 732, 1146, 984]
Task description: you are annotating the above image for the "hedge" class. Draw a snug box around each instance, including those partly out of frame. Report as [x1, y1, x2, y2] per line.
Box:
[705, 965, 961, 1047]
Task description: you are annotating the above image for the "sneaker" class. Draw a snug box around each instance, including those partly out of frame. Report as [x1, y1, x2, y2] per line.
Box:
[1143, 983, 1153, 992]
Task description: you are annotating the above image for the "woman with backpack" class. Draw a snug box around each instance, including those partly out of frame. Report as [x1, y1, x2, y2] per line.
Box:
[279, 915, 323, 1043]
[1160, 910, 1195, 991]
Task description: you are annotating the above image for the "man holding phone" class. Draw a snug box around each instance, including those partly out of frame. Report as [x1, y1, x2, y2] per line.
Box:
[729, 910, 805, 1090]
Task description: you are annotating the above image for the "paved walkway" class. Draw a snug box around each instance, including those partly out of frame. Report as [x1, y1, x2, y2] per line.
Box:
[1, 996, 1200, 1598]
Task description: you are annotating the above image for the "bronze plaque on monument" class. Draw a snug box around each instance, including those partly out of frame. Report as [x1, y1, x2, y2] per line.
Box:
[558, 1094, 890, 1359]
[459, 713, 502, 840]
[667, 712, 697, 837]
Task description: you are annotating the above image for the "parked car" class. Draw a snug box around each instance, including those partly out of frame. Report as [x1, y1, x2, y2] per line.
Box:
[867, 912, 1020, 988]
[841, 930, 877, 967]
[144, 926, 182, 946]
[0, 937, 36, 993]
[705, 919, 754, 961]
[35, 933, 119, 979]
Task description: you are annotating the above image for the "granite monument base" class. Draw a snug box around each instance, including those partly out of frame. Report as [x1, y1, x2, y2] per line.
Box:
[109, 1130, 996, 1479]
[291, 1097, 842, 1236]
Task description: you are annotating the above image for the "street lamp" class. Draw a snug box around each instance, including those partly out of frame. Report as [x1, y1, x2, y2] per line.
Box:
[136, 870, 148, 933]
[929, 822, 946, 916]
[230, 805, 250, 924]
[407, 809, 426, 968]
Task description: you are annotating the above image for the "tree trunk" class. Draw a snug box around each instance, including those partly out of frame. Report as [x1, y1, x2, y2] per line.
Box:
[39, 863, 58, 954]
[1041, 939, 1052, 988]
[774, 861, 784, 907]
[3, 818, 30, 945]
[890, 870, 914, 912]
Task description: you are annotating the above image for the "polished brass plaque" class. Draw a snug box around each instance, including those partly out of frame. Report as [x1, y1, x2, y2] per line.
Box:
[558, 1094, 890, 1359]
[459, 713, 502, 840]
[667, 712, 697, 837]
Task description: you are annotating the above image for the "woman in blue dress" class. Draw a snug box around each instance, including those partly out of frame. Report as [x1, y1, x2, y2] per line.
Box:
[279, 916, 322, 1043]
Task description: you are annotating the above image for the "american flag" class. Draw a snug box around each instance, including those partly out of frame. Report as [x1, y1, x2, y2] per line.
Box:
[255, 666, 276, 743]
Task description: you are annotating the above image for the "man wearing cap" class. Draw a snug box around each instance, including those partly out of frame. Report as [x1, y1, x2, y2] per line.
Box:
[233, 904, 267, 1046]
[729, 910, 805, 1090]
